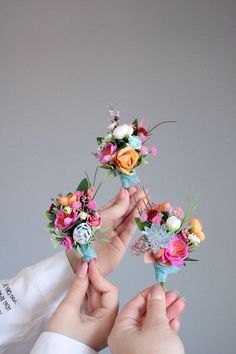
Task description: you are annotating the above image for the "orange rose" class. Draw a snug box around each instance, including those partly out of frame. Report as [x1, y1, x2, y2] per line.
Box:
[112, 146, 139, 175]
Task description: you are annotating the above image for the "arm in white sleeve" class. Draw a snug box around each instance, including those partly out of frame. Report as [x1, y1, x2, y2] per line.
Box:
[30, 332, 98, 354]
[0, 251, 75, 354]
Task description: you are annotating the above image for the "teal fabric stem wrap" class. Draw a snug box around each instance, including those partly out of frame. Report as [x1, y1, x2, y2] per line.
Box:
[81, 244, 97, 262]
[116, 170, 140, 188]
[153, 262, 180, 283]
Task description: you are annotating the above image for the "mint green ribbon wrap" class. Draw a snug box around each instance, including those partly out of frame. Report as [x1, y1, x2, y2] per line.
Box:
[81, 244, 97, 262]
[153, 262, 180, 284]
[116, 170, 140, 189]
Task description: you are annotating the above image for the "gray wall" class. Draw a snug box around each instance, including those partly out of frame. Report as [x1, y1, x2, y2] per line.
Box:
[1, 1, 236, 353]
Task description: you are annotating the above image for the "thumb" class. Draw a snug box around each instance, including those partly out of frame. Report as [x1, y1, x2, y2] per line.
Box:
[144, 285, 168, 329]
[102, 187, 129, 220]
[62, 261, 89, 309]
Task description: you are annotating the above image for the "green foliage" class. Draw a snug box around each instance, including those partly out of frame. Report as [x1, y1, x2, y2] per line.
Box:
[51, 238, 60, 248]
[45, 211, 55, 221]
[132, 119, 138, 128]
[76, 178, 89, 192]
[96, 137, 104, 144]
[185, 257, 199, 261]
[47, 221, 54, 230]
[177, 195, 199, 233]
[135, 217, 151, 231]
[76, 245, 84, 256]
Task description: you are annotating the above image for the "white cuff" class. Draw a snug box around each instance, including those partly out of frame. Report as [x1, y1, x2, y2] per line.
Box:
[31, 332, 98, 354]
[35, 251, 75, 308]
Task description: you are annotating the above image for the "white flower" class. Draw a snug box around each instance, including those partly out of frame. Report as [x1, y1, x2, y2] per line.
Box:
[113, 124, 134, 140]
[188, 233, 201, 244]
[166, 216, 181, 232]
[79, 212, 88, 220]
[73, 222, 93, 245]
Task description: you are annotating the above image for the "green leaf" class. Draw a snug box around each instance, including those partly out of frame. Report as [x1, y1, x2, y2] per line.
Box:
[96, 137, 104, 144]
[76, 245, 84, 256]
[177, 195, 199, 233]
[95, 226, 109, 234]
[135, 218, 151, 231]
[99, 164, 113, 170]
[76, 178, 89, 192]
[51, 238, 60, 248]
[45, 211, 55, 221]
[184, 257, 199, 262]
[132, 119, 138, 128]
[47, 221, 54, 230]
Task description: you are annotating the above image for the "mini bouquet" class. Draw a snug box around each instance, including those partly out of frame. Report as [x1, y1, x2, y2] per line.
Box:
[95, 109, 174, 189]
[131, 197, 205, 286]
[45, 177, 104, 262]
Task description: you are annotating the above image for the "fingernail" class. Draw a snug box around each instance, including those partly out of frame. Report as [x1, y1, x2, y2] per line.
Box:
[179, 297, 187, 304]
[173, 290, 181, 298]
[119, 187, 126, 200]
[77, 262, 88, 279]
[93, 258, 99, 266]
[149, 285, 164, 301]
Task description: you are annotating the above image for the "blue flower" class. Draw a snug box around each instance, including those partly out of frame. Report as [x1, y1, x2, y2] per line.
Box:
[144, 224, 174, 253]
[128, 136, 142, 150]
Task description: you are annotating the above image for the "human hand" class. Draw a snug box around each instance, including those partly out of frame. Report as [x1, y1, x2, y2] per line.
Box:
[47, 260, 119, 351]
[67, 185, 146, 275]
[108, 285, 185, 354]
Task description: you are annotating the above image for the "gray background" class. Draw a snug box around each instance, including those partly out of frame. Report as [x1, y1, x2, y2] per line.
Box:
[0, 0, 236, 353]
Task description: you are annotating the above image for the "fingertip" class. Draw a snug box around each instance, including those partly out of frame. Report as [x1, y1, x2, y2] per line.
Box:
[119, 187, 129, 200]
[128, 185, 138, 196]
[169, 318, 181, 333]
[148, 285, 165, 301]
[76, 261, 88, 279]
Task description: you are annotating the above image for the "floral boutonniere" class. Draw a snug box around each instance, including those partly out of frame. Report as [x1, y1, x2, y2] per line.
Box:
[95, 109, 174, 189]
[45, 176, 105, 262]
[131, 196, 205, 287]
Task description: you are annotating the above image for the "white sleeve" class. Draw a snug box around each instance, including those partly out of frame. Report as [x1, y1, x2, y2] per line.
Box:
[0, 251, 75, 354]
[30, 332, 98, 354]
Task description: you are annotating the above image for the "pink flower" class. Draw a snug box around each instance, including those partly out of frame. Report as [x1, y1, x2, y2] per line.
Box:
[87, 212, 102, 228]
[139, 133, 147, 142]
[179, 229, 189, 243]
[87, 187, 94, 200]
[55, 210, 79, 231]
[71, 200, 82, 209]
[161, 237, 189, 266]
[152, 215, 161, 225]
[140, 146, 148, 155]
[60, 236, 73, 251]
[88, 200, 97, 209]
[140, 212, 148, 222]
[75, 191, 84, 198]
[98, 143, 117, 164]
[150, 147, 158, 156]
[173, 207, 185, 219]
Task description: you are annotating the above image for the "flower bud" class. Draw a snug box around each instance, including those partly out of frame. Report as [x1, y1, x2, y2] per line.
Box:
[166, 215, 181, 232]
[63, 206, 72, 215]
